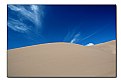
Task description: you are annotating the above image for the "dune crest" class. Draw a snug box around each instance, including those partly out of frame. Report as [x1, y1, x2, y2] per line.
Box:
[8, 40, 116, 77]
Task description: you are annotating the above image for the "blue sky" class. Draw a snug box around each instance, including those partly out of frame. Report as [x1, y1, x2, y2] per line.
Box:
[7, 5, 116, 49]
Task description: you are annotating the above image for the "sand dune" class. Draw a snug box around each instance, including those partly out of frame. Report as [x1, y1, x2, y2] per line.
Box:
[8, 40, 116, 77]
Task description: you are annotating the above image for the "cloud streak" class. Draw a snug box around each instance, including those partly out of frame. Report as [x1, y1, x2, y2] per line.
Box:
[70, 32, 81, 43]
[8, 18, 30, 33]
[70, 25, 107, 44]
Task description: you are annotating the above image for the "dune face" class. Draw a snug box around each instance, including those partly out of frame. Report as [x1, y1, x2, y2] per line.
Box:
[8, 40, 116, 77]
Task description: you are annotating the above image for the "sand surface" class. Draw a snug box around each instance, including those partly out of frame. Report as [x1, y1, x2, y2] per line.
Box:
[8, 40, 116, 77]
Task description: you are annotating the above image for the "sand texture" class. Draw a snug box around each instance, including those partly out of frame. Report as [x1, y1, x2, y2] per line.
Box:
[8, 40, 116, 77]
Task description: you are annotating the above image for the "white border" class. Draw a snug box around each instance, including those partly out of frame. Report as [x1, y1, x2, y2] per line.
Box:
[0, 0, 120, 80]
[6, 0, 116, 4]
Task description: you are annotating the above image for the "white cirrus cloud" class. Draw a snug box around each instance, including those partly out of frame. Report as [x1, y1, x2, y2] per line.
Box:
[8, 5, 44, 33]
[70, 32, 81, 43]
[8, 18, 30, 33]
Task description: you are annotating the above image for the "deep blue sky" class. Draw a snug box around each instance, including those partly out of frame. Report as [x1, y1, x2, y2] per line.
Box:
[7, 5, 116, 49]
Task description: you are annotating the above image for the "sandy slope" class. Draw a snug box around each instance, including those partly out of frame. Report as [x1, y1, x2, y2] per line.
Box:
[8, 40, 116, 77]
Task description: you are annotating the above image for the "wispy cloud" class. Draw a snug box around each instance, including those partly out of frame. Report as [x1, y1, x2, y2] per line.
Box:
[70, 25, 106, 44]
[70, 32, 81, 43]
[8, 5, 45, 41]
[8, 5, 21, 11]
[8, 18, 30, 33]
[64, 31, 76, 42]
[64, 27, 81, 42]
[8, 5, 44, 31]
[30, 5, 42, 27]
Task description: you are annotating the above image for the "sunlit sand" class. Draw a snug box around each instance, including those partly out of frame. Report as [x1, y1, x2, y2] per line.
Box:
[8, 40, 116, 77]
